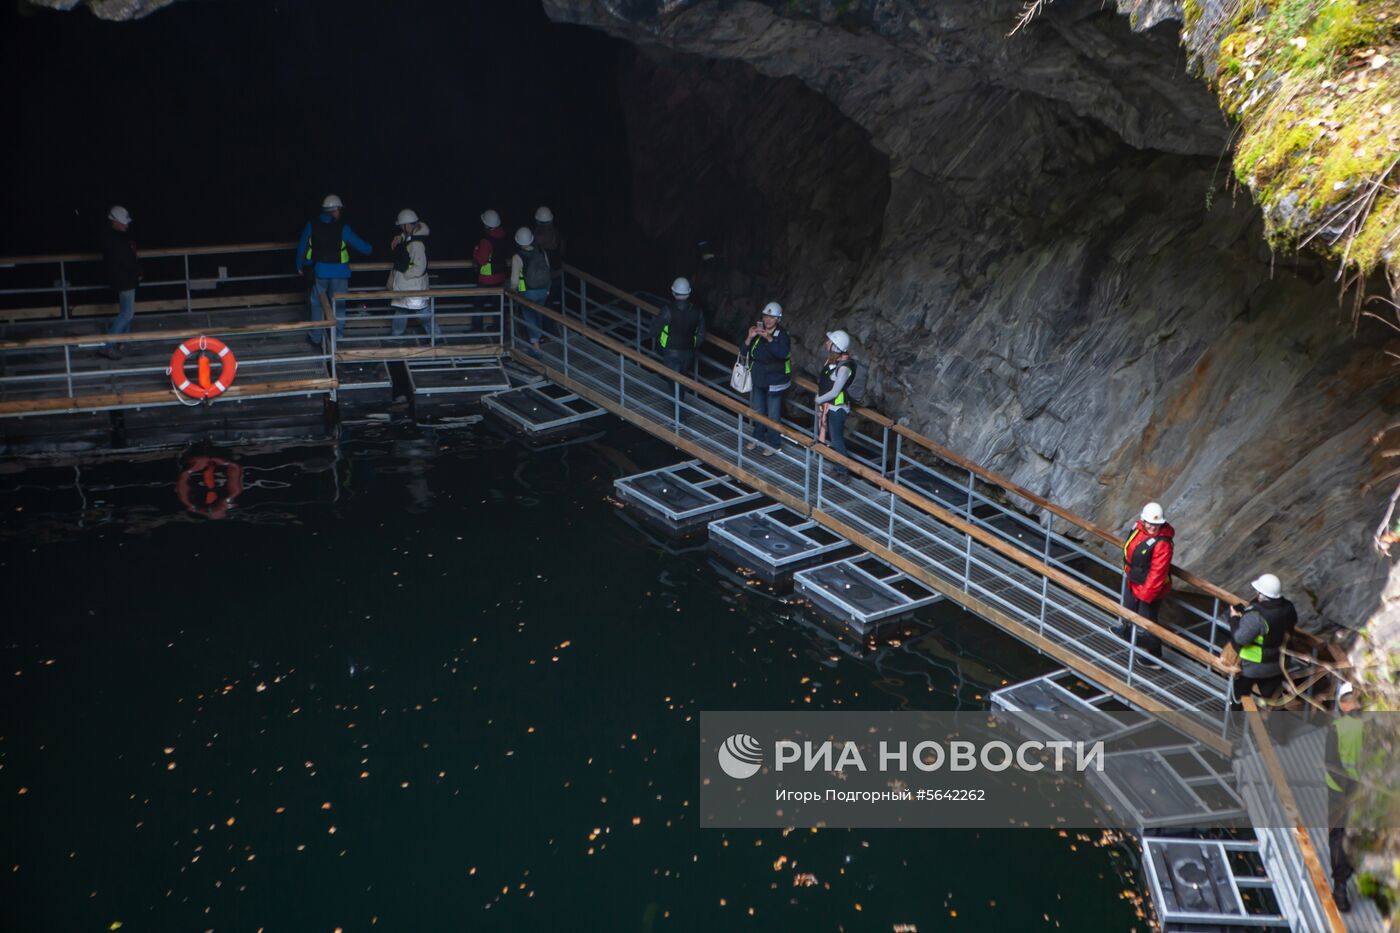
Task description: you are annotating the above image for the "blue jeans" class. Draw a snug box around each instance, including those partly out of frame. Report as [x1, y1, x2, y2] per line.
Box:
[826, 406, 850, 470]
[750, 385, 786, 445]
[391, 304, 438, 337]
[310, 275, 349, 342]
[109, 288, 136, 335]
[519, 287, 548, 344]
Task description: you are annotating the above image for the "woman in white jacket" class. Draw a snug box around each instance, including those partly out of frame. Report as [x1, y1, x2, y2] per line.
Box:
[389, 209, 436, 337]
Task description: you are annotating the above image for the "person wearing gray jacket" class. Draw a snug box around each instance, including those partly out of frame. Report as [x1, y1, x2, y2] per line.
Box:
[1228, 572, 1297, 705]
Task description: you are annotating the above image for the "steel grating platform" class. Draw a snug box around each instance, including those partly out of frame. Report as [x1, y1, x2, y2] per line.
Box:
[614, 459, 762, 537]
[793, 553, 942, 635]
[708, 504, 849, 585]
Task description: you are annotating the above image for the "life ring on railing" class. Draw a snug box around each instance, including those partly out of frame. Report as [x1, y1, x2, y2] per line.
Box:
[176, 456, 243, 520]
[168, 336, 237, 401]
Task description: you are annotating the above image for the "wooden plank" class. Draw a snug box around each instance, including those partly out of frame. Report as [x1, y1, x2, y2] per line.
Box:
[1241, 697, 1346, 932]
[1, 291, 307, 323]
[336, 345, 503, 362]
[0, 377, 337, 416]
[0, 319, 331, 351]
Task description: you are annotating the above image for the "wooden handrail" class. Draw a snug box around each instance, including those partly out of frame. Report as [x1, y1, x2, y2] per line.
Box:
[0, 242, 477, 269]
[0, 376, 337, 417]
[563, 265, 1274, 612]
[517, 292, 1238, 676]
[1241, 696, 1346, 932]
[0, 318, 331, 351]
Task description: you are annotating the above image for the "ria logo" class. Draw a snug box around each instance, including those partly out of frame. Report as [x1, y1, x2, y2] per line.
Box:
[717, 733, 764, 779]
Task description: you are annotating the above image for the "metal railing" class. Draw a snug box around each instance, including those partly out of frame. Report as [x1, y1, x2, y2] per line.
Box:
[335, 286, 506, 354]
[0, 241, 477, 322]
[509, 281, 1242, 743]
[0, 319, 339, 416]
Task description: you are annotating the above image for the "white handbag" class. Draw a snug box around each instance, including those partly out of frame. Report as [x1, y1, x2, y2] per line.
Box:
[730, 351, 753, 394]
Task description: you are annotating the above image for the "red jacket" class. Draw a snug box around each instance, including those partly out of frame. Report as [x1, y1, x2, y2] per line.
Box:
[1123, 520, 1174, 604]
[474, 226, 508, 285]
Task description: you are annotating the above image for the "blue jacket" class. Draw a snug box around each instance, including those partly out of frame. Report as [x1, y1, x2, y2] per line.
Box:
[746, 326, 792, 391]
[295, 212, 372, 279]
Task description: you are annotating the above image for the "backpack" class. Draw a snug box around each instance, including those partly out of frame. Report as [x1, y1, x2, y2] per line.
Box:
[844, 358, 867, 405]
[522, 248, 552, 290]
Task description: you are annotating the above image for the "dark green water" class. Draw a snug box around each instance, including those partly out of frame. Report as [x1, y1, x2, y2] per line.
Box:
[2, 422, 1150, 931]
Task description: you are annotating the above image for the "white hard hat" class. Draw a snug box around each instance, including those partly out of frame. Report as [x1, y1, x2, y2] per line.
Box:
[534, 206, 554, 224]
[671, 277, 692, 298]
[321, 194, 344, 211]
[1141, 502, 1166, 524]
[396, 208, 419, 226]
[108, 205, 131, 225]
[514, 226, 535, 247]
[1337, 680, 1355, 699]
[762, 301, 783, 319]
[826, 329, 851, 352]
[481, 209, 501, 228]
[1251, 573, 1282, 599]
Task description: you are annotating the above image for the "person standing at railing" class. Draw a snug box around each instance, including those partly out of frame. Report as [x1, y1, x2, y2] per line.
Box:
[1227, 572, 1297, 706]
[98, 205, 141, 360]
[1112, 501, 1174, 667]
[473, 209, 508, 334]
[744, 302, 792, 456]
[510, 227, 552, 358]
[1326, 681, 1363, 912]
[296, 194, 373, 348]
[532, 206, 565, 307]
[815, 329, 855, 479]
[388, 210, 436, 338]
[647, 277, 705, 376]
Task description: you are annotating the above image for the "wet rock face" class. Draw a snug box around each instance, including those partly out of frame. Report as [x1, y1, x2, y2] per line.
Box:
[29, 0, 178, 19]
[548, 0, 1398, 629]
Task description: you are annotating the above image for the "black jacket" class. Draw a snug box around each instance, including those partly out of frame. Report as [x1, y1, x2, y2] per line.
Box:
[647, 299, 705, 351]
[101, 227, 141, 292]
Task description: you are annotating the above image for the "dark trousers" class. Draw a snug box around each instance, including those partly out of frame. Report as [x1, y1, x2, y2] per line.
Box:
[1329, 824, 1353, 890]
[661, 350, 695, 423]
[1115, 593, 1162, 658]
[1234, 673, 1284, 706]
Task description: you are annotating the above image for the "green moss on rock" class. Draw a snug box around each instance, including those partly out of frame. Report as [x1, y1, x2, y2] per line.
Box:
[1204, 0, 1400, 280]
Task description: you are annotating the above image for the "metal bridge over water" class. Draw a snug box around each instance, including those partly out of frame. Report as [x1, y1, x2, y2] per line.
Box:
[0, 244, 1365, 931]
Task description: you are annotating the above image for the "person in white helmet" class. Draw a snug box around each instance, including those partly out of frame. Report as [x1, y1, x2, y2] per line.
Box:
[295, 194, 372, 347]
[647, 277, 706, 376]
[744, 301, 792, 454]
[474, 209, 508, 289]
[1113, 501, 1175, 665]
[97, 205, 141, 359]
[814, 329, 855, 477]
[1326, 681, 1363, 911]
[1227, 572, 1297, 705]
[387, 209, 436, 338]
[531, 206, 565, 304]
[510, 226, 551, 357]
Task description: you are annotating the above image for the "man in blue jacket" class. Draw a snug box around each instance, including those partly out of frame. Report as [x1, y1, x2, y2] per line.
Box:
[295, 194, 372, 347]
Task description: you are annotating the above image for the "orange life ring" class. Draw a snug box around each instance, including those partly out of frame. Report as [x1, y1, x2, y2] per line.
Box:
[169, 336, 237, 400]
[176, 455, 244, 520]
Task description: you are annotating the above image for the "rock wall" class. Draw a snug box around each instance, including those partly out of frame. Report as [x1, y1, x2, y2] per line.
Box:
[549, 0, 1400, 630]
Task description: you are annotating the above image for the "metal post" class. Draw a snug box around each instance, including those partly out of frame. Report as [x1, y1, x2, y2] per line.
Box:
[563, 322, 570, 378]
[1209, 597, 1221, 649]
[961, 468, 975, 588]
[59, 260, 69, 320]
[964, 467, 975, 520]
[880, 425, 890, 476]
[886, 490, 896, 550]
[737, 414, 745, 468]
[814, 446, 822, 506]
[501, 294, 508, 347]
[892, 433, 903, 483]
[1125, 624, 1138, 686]
[1039, 520, 1052, 635]
[635, 306, 643, 352]
[328, 325, 338, 402]
[581, 279, 588, 327]
[183, 253, 193, 313]
[618, 351, 626, 405]
[63, 345, 74, 398]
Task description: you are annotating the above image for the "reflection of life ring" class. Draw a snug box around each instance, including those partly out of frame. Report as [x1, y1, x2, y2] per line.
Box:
[168, 336, 237, 401]
[176, 456, 244, 520]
